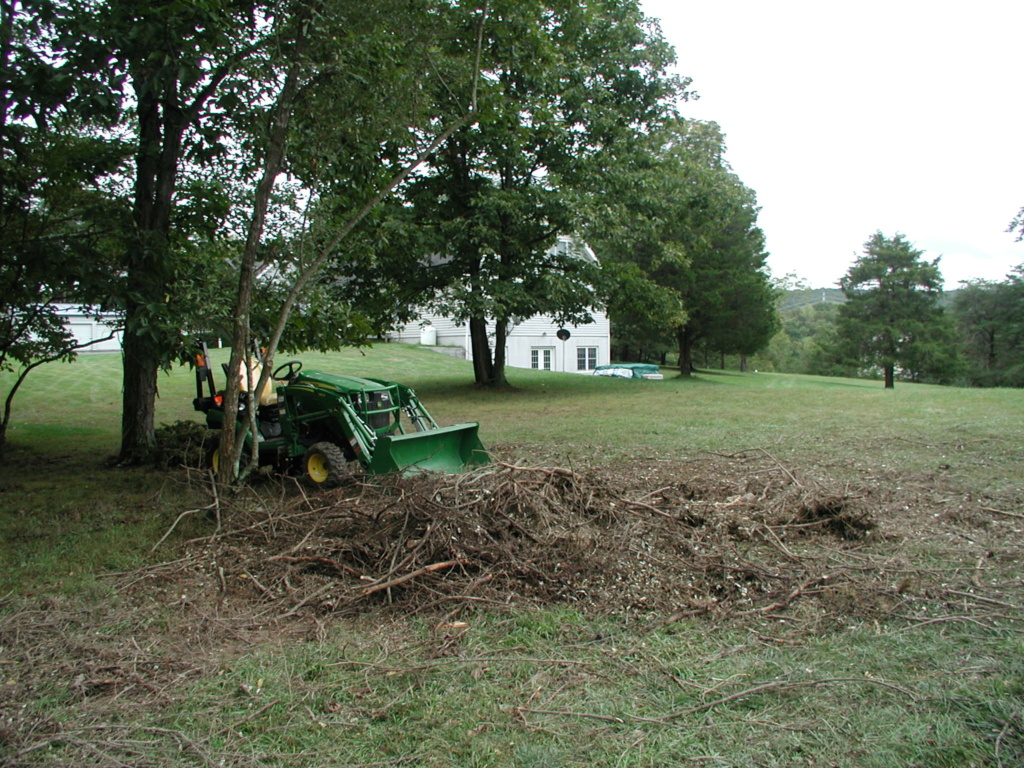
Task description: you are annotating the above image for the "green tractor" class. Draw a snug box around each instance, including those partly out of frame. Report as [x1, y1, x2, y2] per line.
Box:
[192, 342, 489, 483]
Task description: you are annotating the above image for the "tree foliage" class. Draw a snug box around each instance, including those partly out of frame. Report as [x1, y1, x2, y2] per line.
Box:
[756, 302, 852, 376]
[9, 0, 482, 467]
[26, 0, 286, 461]
[587, 119, 776, 374]
[833, 232, 958, 388]
[952, 267, 1024, 387]
[0, 0, 132, 453]
[350, 0, 682, 387]
[1009, 206, 1024, 242]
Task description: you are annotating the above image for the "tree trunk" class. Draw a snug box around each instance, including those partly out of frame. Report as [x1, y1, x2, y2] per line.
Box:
[118, 73, 185, 463]
[739, 354, 747, 372]
[119, 323, 159, 461]
[469, 316, 493, 385]
[220, 16, 310, 484]
[677, 326, 694, 376]
[491, 318, 509, 387]
[468, 315, 510, 387]
[884, 364, 895, 389]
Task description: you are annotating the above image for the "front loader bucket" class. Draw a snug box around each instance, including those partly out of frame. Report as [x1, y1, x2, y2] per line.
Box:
[366, 423, 489, 475]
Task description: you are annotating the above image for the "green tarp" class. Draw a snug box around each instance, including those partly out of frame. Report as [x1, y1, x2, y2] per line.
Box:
[593, 363, 661, 379]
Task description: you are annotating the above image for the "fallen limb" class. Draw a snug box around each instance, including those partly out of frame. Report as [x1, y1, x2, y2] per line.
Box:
[496, 462, 580, 479]
[361, 559, 470, 596]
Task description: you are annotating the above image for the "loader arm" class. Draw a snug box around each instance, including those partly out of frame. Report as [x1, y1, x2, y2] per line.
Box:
[395, 383, 439, 432]
[333, 398, 381, 467]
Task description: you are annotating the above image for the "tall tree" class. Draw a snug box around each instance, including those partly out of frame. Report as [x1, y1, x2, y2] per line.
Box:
[587, 119, 775, 375]
[953, 268, 1024, 387]
[0, 0, 129, 454]
[373, 0, 680, 387]
[672, 183, 775, 375]
[834, 232, 953, 388]
[40, 0, 278, 462]
[215, 0, 486, 482]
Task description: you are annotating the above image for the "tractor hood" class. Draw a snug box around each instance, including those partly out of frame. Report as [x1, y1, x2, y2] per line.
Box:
[291, 370, 394, 394]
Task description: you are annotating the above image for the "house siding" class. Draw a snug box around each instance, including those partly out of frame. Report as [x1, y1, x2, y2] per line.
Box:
[389, 310, 610, 373]
[58, 306, 122, 352]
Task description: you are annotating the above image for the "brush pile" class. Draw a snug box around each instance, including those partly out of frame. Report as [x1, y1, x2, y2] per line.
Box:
[148, 452, 974, 627]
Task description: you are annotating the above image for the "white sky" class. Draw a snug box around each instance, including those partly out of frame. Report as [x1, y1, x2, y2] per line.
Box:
[639, 0, 1024, 288]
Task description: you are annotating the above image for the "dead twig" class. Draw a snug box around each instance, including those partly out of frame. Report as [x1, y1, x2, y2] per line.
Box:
[513, 706, 682, 730]
[151, 503, 217, 552]
[983, 506, 1024, 520]
[666, 676, 917, 719]
[267, 555, 363, 577]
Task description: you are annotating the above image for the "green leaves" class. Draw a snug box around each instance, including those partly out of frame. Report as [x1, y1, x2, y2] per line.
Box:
[586, 118, 775, 368]
[953, 266, 1024, 386]
[834, 232, 959, 387]
[331, 0, 683, 385]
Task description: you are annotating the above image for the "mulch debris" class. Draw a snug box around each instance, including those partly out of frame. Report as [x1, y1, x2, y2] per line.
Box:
[123, 450, 1022, 630]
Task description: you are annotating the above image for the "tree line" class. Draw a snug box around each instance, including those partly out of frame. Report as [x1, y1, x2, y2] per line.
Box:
[758, 234, 1024, 389]
[1, 0, 778, 472]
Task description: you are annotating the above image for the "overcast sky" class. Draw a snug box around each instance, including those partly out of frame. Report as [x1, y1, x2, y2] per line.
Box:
[638, 0, 1024, 289]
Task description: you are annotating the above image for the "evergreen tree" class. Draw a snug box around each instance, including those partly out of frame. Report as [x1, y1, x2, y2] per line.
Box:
[833, 232, 958, 388]
[954, 267, 1024, 386]
[587, 120, 776, 375]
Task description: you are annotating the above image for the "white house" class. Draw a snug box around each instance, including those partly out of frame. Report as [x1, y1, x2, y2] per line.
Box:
[387, 237, 610, 373]
[388, 309, 611, 374]
[58, 305, 122, 352]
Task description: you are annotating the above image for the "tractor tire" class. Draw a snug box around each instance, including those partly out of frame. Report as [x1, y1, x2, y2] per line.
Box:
[209, 441, 253, 478]
[305, 442, 349, 486]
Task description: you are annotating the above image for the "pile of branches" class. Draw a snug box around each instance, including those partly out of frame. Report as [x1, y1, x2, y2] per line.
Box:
[153, 456, 919, 627]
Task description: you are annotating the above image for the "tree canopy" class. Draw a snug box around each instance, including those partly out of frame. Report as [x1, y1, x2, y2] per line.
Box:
[833, 232, 958, 388]
[338, 0, 683, 388]
[1, 0, 133, 453]
[5, 0, 800, 472]
[953, 267, 1024, 387]
[586, 119, 777, 373]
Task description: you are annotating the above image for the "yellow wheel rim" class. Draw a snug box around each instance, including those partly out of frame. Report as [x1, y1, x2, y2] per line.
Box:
[211, 447, 221, 473]
[307, 452, 330, 483]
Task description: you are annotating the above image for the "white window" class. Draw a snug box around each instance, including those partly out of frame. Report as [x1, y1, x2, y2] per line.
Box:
[577, 346, 598, 371]
[531, 348, 553, 370]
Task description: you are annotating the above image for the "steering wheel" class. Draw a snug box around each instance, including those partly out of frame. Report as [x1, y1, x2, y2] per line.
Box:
[273, 360, 303, 380]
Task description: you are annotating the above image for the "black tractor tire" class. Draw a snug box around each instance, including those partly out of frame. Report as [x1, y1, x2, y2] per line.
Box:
[304, 441, 349, 486]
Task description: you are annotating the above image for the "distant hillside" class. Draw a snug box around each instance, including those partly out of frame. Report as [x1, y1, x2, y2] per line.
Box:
[780, 287, 959, 312]
[779, 288, 845, 312]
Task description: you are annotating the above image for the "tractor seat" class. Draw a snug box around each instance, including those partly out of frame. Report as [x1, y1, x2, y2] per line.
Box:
[232, 359, 279, 407]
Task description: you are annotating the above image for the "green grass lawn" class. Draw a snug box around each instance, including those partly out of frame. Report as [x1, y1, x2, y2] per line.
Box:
[2, 345, 1023, 767]
[6, 343, 1021, 483]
